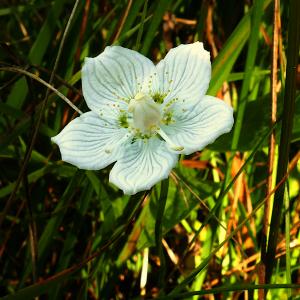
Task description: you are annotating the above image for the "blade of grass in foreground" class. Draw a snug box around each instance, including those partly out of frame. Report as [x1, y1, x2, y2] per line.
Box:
[265, 0, 300, 284]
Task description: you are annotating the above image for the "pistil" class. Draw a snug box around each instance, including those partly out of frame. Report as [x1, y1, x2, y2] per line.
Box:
[128, 92, 161, 133]
[128, 92, 183, 151]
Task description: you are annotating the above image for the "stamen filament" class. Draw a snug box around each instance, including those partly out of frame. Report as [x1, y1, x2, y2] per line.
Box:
[156, 128, 184, 151]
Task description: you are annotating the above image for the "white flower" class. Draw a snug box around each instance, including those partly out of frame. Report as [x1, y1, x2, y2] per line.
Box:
[52, 42, 234, 195]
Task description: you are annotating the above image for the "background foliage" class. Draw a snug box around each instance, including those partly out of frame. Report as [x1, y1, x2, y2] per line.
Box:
[0, 0, 300, 299]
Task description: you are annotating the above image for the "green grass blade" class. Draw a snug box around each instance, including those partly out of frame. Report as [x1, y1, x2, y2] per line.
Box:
[207, 0, 271, 96]
[114, 15, 152, 46]
[120, 0, 144, 36]
[284, 184, 292, 298]
[230, 0, 264, 150]
[48, 182, 94, 300]
[191, 226, 213, 299]
[141, 0, 169, 55]
[135, 0, 148, 51]
[194, 1, 209, 42]
[155, 179, 169, 292]
[6, 0, 67, 109]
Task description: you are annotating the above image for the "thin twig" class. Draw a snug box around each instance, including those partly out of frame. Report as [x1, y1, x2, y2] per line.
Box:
[111, 0, 133, 43]
[0, 67, 83, 114]
[75, 0, 91, 63]
[32, 65, 82, 96]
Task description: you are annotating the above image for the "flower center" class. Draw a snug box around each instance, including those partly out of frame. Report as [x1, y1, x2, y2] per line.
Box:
[128, 92, 161, 133]
[128, 92, 184, 152]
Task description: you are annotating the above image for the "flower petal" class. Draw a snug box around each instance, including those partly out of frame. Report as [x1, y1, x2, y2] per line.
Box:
[82, 46, 155, 112]
[145, 42, 211, 106]
[161, 96, 234, 155]
[109, 138, 178, 195]
[52, 111, 129, 170]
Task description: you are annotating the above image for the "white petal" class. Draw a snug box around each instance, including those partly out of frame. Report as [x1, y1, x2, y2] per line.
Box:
[145, 42, 211, 106]
[52, 111, 129, 170]
[161, 96, 234, 155]
[82, 46, 155, 112]
[109, 138, 178, 195]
